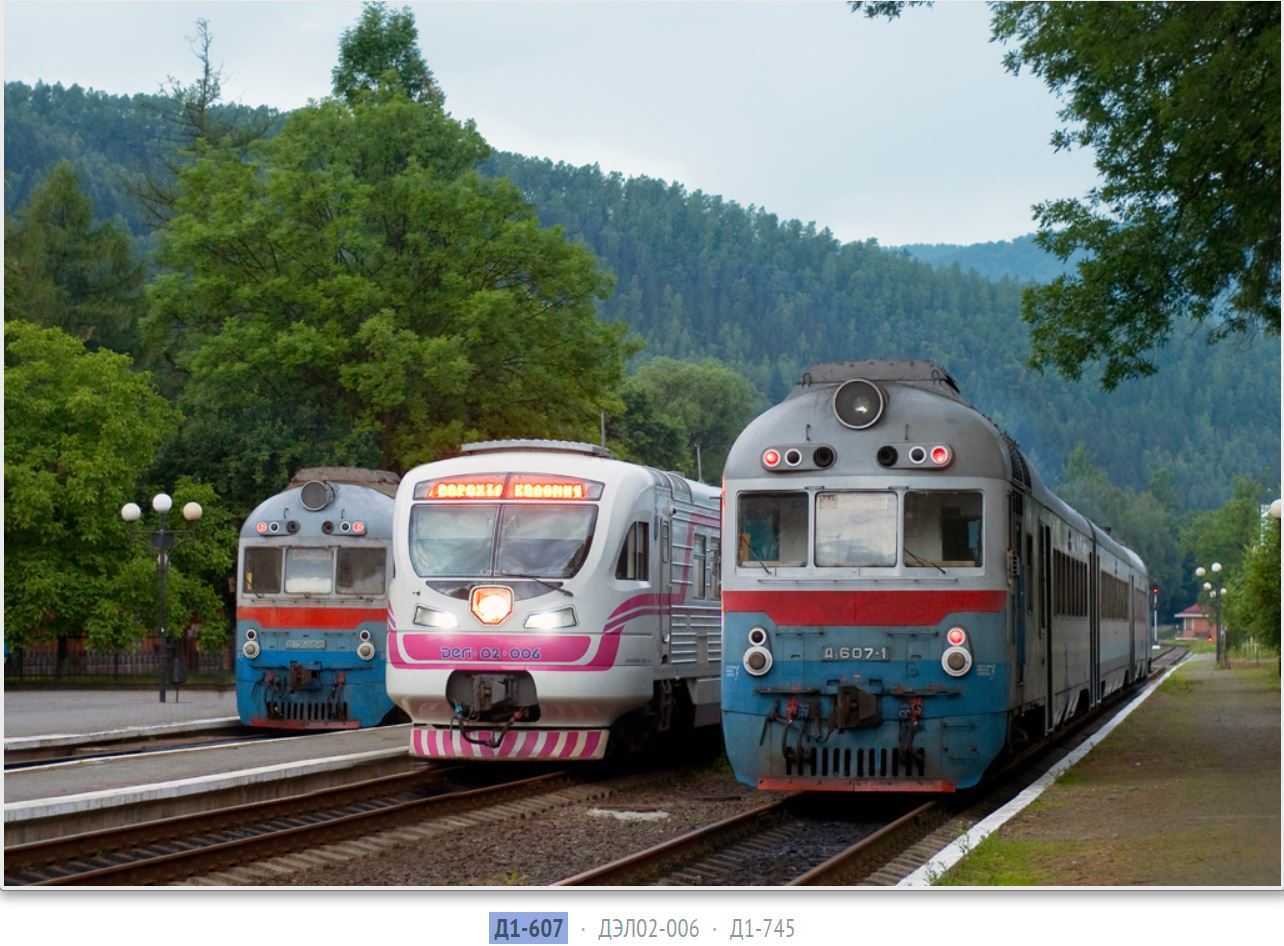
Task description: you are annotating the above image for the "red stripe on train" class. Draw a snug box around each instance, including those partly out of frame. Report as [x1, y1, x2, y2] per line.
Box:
[722, 590, 1007, 627]
[239, 606, 387, 629]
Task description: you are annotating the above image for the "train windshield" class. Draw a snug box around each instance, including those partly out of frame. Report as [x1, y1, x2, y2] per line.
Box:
[409, 503, 597, 579]
[815, 491, 898, 566]
[241, 546, 388, 596]
[737, 492, 809, 567]
[904, 490, 983, 568]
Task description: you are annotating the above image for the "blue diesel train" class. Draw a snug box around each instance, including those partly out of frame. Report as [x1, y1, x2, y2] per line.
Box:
[236, 468, 403, 730]
[720, 361, 1150, 792]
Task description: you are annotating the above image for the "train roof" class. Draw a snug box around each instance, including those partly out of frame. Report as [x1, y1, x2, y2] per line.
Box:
[729, 360, 1147, 574]
[242, 473, 396, 539]
[287, 467, 400, 497]
[400, 440, 719, 506]
[790, 360, 965, 402]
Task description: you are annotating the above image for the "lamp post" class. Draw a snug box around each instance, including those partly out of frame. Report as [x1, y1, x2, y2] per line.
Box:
[1194, 562, 1227, 669]
[121, 493, 203, 702]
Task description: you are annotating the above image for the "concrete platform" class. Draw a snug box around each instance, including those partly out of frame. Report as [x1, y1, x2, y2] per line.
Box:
[2, 689, 421, 844]
[3, 687, 238, 739]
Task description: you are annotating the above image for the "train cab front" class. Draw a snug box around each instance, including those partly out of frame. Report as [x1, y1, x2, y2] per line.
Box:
[719, 366, 1017, 793]
[235, 616, 386, 730]
[721, 595, 1011, 793]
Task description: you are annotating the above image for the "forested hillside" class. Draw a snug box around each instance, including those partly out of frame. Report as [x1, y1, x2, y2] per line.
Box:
[895, 235, 1075, 284]
[483, 154, 1279, 512]
[5, 80, 1278, 517]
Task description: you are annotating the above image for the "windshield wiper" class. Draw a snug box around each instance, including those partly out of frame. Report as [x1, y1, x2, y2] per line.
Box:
[501, 574, 574, 597]
[904, 548, 947, 575]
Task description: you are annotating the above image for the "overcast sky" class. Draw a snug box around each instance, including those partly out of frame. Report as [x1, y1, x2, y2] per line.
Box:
[2, 0, 1101, 246]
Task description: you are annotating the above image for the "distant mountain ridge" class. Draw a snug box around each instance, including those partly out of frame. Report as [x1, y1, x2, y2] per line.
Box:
[894, 235, 1078, 284]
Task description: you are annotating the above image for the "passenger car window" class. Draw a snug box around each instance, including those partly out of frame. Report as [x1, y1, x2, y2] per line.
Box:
[615, 521, 649, 581]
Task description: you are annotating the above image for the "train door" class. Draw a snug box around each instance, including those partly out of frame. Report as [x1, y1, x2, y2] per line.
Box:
[1008, 492, 1027, 690]
[1089, 546, 1101, 704]
[656, 499, 673, 661]
[1039, 522, 1053, 731]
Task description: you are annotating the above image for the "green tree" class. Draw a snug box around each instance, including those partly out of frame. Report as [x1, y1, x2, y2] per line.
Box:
[851, 2, 1280, 389]
[1054, 444, 1182, 618]
[1225, 516, 1281, 653]
[629, 357, 764, 481]
[4, 160, 144, 353]
[607, 380, 690, 472]
[3, 322, 230, 662]
[146, 11, 625, 510]
[332, 2, 443, 105]
[132, 19, 275, 228]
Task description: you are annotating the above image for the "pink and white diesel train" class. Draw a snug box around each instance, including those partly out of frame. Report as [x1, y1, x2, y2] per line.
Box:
[385, 440, 722, 761]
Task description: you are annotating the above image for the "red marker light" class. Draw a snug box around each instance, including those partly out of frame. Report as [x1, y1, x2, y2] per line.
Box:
[351, 520, 365, 534]
[931, 445, 952, 466]
[255, 521, 268, 534]
[763, 449, 781, 468]
[947, 627, 967, 646]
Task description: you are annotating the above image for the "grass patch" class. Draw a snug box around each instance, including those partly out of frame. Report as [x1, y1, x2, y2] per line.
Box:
[1158, 673, 1197, 695]
[936, 836, 1074, 886]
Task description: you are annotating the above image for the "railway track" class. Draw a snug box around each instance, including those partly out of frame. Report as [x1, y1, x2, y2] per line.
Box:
[558, 646, 1188, 887]
[4, 725, 289, 770]
[4, 764, 571, 886]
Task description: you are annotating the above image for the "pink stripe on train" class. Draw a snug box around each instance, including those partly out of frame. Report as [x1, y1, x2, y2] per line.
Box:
[411, 726, 609, 760]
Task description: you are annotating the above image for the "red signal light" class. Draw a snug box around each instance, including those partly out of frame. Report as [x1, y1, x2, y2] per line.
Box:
[947, 626, 967, 646]
[930, 445, 952, 466]
[763, 449, 781, 468]
[255, 521, 268, 534]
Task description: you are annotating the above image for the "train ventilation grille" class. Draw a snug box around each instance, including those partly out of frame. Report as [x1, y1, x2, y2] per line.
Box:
[784, 745, 927, 779]
[265, 699, 350, 723]
[1004, 437, 1032, 491]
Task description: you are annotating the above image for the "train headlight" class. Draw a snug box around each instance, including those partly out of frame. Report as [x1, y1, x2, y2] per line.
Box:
[833, 378, 885, 430]
[356, 641, 377, 661]
[470, 586, 513, 626]
[414, 606, 459, 629]
[524, 607, 577, 630]
[942, 646, 972, 677]
[747, 626, 769, 647]
[743, 645, 773, 676]
[241, 640, 260, 660]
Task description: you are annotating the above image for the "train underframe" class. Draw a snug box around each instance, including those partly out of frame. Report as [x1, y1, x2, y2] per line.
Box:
[236, 654, 397, 730]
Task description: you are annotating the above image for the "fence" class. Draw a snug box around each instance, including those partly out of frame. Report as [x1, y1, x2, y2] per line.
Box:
[5, 637, 232, 681]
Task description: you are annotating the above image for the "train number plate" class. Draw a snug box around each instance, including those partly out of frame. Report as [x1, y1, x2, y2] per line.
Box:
[823, 646, 889, 661]
[285, 640, 326, 650]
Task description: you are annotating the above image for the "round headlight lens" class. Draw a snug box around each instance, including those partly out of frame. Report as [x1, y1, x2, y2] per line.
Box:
[241, 640, 260, 660]
[833, 379, 885, 429]
[743, 646, 773, 676]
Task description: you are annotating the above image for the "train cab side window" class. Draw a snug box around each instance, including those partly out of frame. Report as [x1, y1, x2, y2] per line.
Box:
[737, 492, 808, 567]
[243, 547, 283, 594]
[615, 521, 650, 581]
[285, 547, 334, 594]
[693, 535, 707, 597]
[337, 548, 387, 595]
[904, 491, 983, 568]
[710, 540, 721, 596]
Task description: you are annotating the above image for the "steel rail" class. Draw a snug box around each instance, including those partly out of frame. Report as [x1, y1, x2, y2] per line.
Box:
[8, 767, 571, 886]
